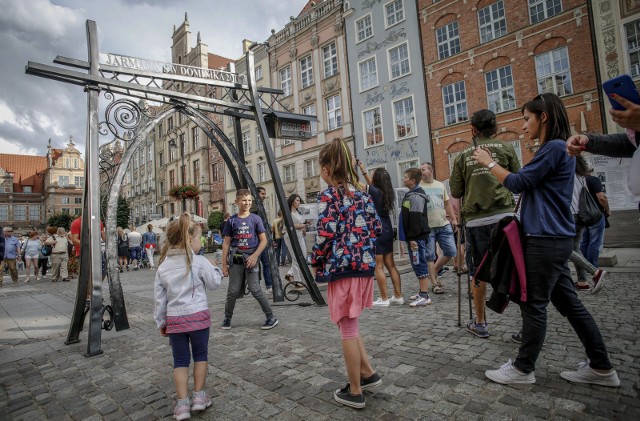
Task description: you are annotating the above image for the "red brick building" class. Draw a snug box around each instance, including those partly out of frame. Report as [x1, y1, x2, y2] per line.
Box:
[0, 154, 47, 233]
[418, 0, 602, 179]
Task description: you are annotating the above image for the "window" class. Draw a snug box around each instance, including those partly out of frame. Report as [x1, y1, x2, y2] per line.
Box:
[242, 131, 252, 155]
[74, 208, 81, 216]
[393, 97, 416, 140]
[303, 104, 318, 136]
[58, 176, 69, 186]
[253, 128, 262, 151]
[625, 19, 640, 78]
[133, 154, 138, 169]
[192, 127, 200, 150]
[257, 162, 267, 182]
[478, 1, 506, 43]
[170, 203, 175, 215]
[300, 56, 314, 89]
[485, 65, 516, 113]
[388, 43, 410, 80]
[169, 147, 176, 162]
[61, 208, 70, 214]
[443, 81, 468, 126]
[398, 159, 419, 185]
[139, 148, 145, 166]
[212, 163, 220, 182]
[326, 95, 342, 131]
[528, 0, 562, 24]
[359, 57, 378, 91]
[75, 197, 82, 204]
[74, 159, 78, 169]
[169, 170, 176, 189]
[14, 205, 26, 221]
[535, 47, 572, 96]
[322, 42, 338, 78]
[0, 205, 7, 221]
[148, 145, 153, 162]
[159, 152, 164, 167]
[23, 186, 32, 193]
[255, 65, 263, 81]
[280, 66, 292, 97]
[168, 116, 174, 131]
[193, 160, 200, 185]
[283, 163, 296, 182]
[29, 206, 40, 221]
[385, 0, 405, 27]
[356, 14, 373, 43]
[160, 181, 165, 196]
[65, 158, 70, 168]
[157, 122, 163, 137]
[436, 21, 461, 59]
[363, 107, 383, 147]
[304, 159, 318, 178]
[181, 164, 186, 184]
[74, 176, 84, 188]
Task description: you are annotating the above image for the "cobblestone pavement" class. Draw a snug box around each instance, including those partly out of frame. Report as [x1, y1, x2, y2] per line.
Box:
[0, 260, 638, 420]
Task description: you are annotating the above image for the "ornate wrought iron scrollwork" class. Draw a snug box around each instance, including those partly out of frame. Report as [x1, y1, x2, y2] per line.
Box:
[98, 91, 157, 142]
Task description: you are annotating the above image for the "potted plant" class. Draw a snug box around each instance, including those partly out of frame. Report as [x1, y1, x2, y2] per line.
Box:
[168, 184, 200, 201]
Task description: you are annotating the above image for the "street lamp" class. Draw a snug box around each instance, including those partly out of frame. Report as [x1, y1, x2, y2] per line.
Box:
[168, 136, 186, 213]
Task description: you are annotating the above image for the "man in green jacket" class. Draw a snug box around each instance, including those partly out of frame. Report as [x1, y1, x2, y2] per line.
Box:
[450, 109, 521, 338]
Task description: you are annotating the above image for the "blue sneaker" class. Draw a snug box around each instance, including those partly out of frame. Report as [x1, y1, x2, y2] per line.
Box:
[261, 317, 278, 330]
[221, 319, 231, 330]
[467, 320, 489, 338]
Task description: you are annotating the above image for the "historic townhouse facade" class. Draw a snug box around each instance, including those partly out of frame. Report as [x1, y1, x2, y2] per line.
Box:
[344, 0, 432, 187]
[222, 41, 275, 216]
[130, 15, 231, 220]
[264, 0, 353, 213]
[418, 0, 602, 180]
[0, 137, 85, 233]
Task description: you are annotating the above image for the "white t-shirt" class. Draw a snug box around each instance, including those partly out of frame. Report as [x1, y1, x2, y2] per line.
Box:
[419, 179, 450, 228]
[128, 231, 142, 247]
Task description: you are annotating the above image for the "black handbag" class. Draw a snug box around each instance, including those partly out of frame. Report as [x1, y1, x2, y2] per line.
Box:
[576, 183, 602, 227]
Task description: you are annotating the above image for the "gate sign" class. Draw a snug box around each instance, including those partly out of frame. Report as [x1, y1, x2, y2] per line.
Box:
[265, 111, 316, 141]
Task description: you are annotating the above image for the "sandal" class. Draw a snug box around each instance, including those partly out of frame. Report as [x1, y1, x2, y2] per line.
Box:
[432, 284, 444, 294]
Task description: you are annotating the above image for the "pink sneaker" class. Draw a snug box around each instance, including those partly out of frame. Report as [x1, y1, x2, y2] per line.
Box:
[174, 399, 191, 420]
[191, 392, 212, 412]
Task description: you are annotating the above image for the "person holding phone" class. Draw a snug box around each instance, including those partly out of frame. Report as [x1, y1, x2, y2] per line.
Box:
[566, 77, 640, 201]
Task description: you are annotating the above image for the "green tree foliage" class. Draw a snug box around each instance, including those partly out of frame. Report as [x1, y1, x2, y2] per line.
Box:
[46, 213, 75, 230]
[208, 210, 224, 231]
[117, 196, 131, 229]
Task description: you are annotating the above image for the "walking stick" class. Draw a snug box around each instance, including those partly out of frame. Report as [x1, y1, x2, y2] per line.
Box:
[456, 221, 463, 327]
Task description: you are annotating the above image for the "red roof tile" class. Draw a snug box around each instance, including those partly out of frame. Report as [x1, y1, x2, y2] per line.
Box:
[0, 154, 47, 193]
[208, 53, 232, 70]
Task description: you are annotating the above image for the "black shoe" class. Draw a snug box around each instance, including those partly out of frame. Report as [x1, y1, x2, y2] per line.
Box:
[261, 317, 279, 330]
[511, 330, 522, 344]
[334, 384, 365, 409]
[221, 319, 231, 330]
[360, 372, 382, 390]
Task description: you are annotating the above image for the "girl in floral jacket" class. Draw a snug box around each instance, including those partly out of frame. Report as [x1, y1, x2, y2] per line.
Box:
[311, 139, 382, 409]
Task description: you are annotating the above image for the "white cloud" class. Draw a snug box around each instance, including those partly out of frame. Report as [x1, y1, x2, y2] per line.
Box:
[0, 136, 39, 156]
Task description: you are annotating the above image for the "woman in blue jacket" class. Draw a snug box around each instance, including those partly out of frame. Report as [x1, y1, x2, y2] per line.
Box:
[473, 93, 619, 387]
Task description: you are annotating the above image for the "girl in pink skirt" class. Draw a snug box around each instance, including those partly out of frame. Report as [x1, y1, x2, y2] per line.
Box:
[311, 138, 382, 409]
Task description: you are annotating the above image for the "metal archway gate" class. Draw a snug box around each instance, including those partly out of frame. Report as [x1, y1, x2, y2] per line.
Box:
[25, 20, 325, 357]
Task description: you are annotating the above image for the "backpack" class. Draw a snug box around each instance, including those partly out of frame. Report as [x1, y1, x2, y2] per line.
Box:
[41, 244, 53, 257]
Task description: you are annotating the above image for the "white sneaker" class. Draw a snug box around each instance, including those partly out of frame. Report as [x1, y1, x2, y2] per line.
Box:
[409, 295, 432, 307]
[373, 297, 390, 307]
[389, 295, 405, 305]
[485, 359, 535, 384]
[409, 293, 420, 300]
[560, 360, 620, 387]
[266, 288, 273, 294]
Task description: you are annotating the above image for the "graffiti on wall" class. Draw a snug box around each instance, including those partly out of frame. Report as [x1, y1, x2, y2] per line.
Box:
[364, 138, 419, 166]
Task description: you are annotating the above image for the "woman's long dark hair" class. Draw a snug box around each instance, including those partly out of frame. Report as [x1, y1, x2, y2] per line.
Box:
[287, 194, 302, 212]
[371, 168, 395, 214]
[521, 92, 571, 144]
[575, 155, 590, 177]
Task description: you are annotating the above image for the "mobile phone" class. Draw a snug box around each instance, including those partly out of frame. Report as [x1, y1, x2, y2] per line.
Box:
[603, 74, 640, 111]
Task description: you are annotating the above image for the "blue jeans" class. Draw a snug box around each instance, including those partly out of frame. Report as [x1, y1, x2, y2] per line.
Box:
[515, 236, 612, 374]
[259, 249, 273, 289]
[580, 215, 605, 268]
[406, 239, 429, 279]
[426, 224, 457, 261]
[275, 238, 287, 266]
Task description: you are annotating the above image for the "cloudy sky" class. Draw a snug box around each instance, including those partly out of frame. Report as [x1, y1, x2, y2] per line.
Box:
[0, 0, 309, 156]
